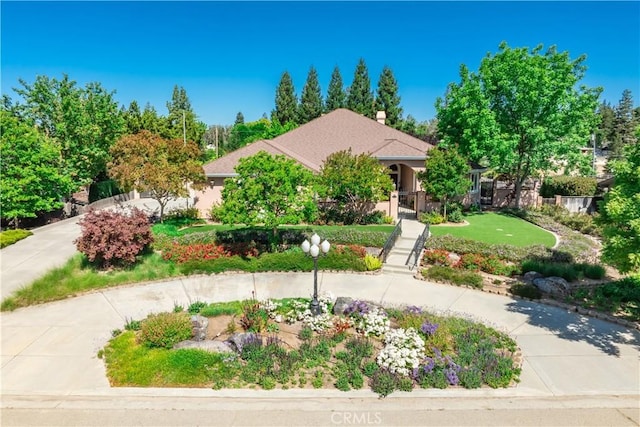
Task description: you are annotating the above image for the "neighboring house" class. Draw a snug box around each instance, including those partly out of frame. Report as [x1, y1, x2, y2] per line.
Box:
[194, 108, 484, 220]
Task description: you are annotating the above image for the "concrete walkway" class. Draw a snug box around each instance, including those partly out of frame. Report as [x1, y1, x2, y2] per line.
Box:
[1, 204, 639, 426]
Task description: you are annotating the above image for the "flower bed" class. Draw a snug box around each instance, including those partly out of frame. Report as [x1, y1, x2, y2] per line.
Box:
[102, 296, 521, 397]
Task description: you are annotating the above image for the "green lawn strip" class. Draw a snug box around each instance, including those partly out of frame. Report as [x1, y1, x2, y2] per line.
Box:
[0, 229, 33, 248]
[429, 212, 556, 248]
[0, 253, 182, 311]
[176, 224, 395, 236]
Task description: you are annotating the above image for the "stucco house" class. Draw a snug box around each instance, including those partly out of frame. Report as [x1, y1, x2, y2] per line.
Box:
[194, 108, 484, 220]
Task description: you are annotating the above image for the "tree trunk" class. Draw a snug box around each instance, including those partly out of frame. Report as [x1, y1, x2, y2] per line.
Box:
[514, 180, 522, 209]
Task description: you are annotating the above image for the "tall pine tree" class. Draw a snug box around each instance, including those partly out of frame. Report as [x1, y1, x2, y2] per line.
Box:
[374, 66, 403, 127]
[346, 58, 374, 118]
[298, 66, 323, 123]
[235, 112, 245, 125]
[165, 85, 206, 146]
[611, 89, 637, 159]
[271, 71, 298, 125]
[325, 66, 346, 112]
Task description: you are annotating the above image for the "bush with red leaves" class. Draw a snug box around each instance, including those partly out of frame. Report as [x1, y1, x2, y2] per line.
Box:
[75, 208, 153, 269]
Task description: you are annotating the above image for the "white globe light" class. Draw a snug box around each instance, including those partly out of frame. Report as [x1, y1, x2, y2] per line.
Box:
[301, 239, 311, 253]
[310, 244, 320, 257]
[311, 233, 321, 246]
[320, 240, 330, 254]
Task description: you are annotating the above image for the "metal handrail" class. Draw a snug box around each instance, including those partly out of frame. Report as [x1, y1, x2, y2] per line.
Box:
[405, 223, 430, 271]
[379, 219, 402, 263]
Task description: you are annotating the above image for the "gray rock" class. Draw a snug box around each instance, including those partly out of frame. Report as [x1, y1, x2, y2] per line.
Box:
[191, 315, 209, 342]
[174, 340, 234, 353]
[333, 297, 354, 315]
[226, 332, 262, 353]
[532, 276, 570, 296]
[523, 271, 544, 284]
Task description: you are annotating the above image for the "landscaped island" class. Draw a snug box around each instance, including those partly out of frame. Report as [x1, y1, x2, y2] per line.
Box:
[102, 296, 521, 397]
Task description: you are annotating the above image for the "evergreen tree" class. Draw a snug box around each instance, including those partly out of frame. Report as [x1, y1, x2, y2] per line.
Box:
[235, 112, 245, 125]
[346, 58, 375, 118]
[374, 66, 403, 127]
[298, 66, 323, 123]
[325, 66, 346, 112]
[165, 85, 206, 146]
[595, 101, 616, 150]
[271, 71, 298, 125]
[611, 89, 637, 159]
[123, 100, 143, 134]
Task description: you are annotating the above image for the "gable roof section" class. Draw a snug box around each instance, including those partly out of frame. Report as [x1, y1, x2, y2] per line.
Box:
[203, 108, 434, 177]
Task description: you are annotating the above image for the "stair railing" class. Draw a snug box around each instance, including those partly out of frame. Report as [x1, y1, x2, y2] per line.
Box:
[379, 219, 402, 263]
[405, 223, 430, 271]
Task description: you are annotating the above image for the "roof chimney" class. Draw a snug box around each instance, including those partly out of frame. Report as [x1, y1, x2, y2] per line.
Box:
[376, 111, 386, 125]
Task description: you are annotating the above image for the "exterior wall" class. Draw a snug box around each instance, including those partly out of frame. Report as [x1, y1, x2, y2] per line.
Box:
[492, 188, 538, 208]
[194, 177, 225, 219]
[538, 195, 600, 214]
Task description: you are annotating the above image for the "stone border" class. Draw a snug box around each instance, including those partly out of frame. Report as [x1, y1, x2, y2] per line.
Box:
[413, 270, 640, 331]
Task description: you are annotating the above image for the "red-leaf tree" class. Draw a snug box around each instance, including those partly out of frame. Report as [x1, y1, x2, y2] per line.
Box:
[108, 130, 206, 221]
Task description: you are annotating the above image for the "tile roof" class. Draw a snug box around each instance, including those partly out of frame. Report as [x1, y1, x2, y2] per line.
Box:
[203, 108, 435, 176]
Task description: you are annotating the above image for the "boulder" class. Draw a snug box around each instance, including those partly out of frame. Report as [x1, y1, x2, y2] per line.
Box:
[523, 271, 544, 284]
[174, 340, 234, 353]
[191, 315, 209, 341]
[333, 297, 354, 315]
[226, 332, 262, 353]
[532, 276, 570, 296]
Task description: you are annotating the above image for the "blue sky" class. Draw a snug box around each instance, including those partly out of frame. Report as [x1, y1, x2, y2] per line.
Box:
[2, 1, 639, 125]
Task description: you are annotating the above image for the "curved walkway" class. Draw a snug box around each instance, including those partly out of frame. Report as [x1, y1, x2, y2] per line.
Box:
[1, 200, 639, 426]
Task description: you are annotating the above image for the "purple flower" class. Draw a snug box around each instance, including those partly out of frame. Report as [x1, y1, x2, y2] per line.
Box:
[405, 305, 423, 314]
[421, 321, 439, 336]
[345, 300, 370, 316]
[421, 357, 435, 374]
[444, 367, 459, 385]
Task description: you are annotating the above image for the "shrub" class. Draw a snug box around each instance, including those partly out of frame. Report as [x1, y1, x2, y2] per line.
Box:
[88, 179, 123, 203]
[188, 301, 207, 314]
[455, 253, 485, 271]
[163, 207, 203, 228]
[420, 211, 445, 225]
[422, 249, 452, 267]
[509, 283, 542, 299]
[521, 260, 605, 282]
[425, 235, 550, 264]
[363, 254, 382, 271]
[162, 243, 230, 263]
[0, 229, 33, 248]
[422, 266, 483, 288]
[447, 209, 464, 223]
[139, 311, 192, 349]
[75, 208, 153, 269]
[540, 176, 597, 197]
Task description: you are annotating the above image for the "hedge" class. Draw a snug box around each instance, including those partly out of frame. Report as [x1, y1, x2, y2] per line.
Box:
[540, 176, 597, 198]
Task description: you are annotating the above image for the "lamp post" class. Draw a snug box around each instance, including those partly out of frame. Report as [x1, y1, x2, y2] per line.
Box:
[301, 233, 330, 315]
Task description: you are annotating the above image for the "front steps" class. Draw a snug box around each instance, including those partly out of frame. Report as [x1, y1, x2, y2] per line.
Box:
[382, 220, 426, 276]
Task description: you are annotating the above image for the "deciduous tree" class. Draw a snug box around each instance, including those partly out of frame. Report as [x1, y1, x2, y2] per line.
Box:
[217, 151, 317, 234]
[375, 66, 403, 127]
[108, 131, 206, 221]
[318, 150, 394, 224]
[299, 66, 323, 124]
[272, 71, 298, 125]
[436, 42, 601, 207]
[13, 74, 125, 189]
[346, 59, 374, 118]
[598, 129, 640, 274]
[417, 146, 470, 220]
[0, 110, 74, 227]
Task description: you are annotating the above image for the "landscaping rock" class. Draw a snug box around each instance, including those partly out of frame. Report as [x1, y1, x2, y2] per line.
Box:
[191, 315, 209, 341]
[226, 332, 262, 353]
[333, 297, 354, 315]
[532, 276, 570, 296]
[523, 271, 544, 284]
[174, 340, 234, 353]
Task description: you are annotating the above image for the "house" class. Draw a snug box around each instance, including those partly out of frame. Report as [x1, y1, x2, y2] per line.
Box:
[194, 109, 484, 220]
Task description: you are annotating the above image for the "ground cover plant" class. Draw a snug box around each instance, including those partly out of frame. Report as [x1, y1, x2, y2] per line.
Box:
[0, 229, 33, 248]
[428, 212, 556, 248]
[563, 276, 640, 321]
[102, 296, 521, 396]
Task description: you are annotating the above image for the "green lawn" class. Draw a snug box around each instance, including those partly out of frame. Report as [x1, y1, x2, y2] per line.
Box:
[429, 212, 556, 248]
